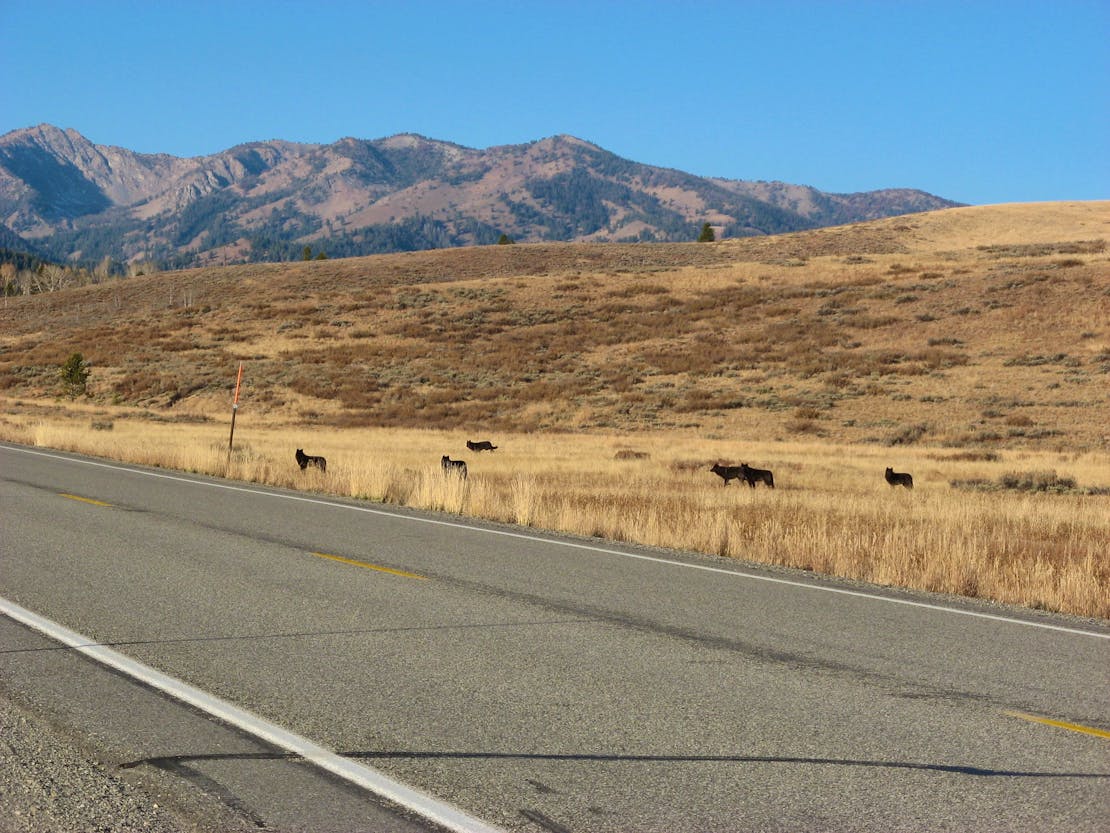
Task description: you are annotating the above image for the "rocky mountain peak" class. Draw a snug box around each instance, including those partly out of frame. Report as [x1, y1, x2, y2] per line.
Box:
[0, 125, 963, 267]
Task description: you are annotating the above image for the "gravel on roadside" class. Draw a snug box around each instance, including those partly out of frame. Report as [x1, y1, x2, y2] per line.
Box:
[0, 692, 202, 833]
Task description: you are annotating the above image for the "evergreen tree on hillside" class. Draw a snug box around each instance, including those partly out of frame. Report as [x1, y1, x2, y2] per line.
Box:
[60, 352, 90, 398]
[697, 222, 715, 242]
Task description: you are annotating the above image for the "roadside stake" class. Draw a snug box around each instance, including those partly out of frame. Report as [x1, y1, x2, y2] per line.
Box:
[0, 595, 506, 833]
[227, 360, 244, 468]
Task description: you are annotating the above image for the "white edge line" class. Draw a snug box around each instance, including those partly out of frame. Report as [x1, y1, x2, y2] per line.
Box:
[5, 443, 1108, 641]
[0, 596, 506, 833]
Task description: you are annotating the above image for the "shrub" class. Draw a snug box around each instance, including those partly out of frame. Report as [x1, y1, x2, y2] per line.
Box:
[999, 470, 1076, 492]
[928, 450, 1000, 462]
[887, 423, 927, 446]
[614, 449, 649, 460]
[59, 352, 90, 398]
[951, 470, 1079, 494]
[787, 418, 824, 435]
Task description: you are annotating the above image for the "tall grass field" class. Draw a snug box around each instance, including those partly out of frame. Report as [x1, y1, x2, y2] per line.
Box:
[4, 413, 1106, 619]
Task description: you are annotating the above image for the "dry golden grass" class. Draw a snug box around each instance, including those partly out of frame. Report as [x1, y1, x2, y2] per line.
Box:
[2, 409, 1106, 619]
[2, 202, 1107, 618]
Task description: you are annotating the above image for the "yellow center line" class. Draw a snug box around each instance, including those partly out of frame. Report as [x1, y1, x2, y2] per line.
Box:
[1004, 710, 1110, 740]
[310, 552, 426, 580]
[59, 493, 113, 507]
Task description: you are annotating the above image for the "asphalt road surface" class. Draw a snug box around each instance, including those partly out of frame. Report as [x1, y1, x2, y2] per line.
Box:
[2, 442, 1108, 832]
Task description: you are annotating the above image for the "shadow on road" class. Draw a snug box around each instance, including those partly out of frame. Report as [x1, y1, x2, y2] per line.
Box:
[121, 748, 1110, 779]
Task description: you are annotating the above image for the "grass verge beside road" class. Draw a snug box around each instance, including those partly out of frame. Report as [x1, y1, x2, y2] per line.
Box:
[4, 408, 1106, 620]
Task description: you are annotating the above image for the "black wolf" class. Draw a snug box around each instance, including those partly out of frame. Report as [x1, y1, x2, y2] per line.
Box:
[295, 448, 327, 473]
[710, 463, 744, 486]
[467, 440, 498, 452]
[740, 463, 774, 489]
[885, 467, 913, 489]
[441, 455, 468, 479]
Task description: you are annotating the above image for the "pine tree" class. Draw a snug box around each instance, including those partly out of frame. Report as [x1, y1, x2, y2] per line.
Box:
[697, 222, 715, 243]
[60, 352, 90, 397]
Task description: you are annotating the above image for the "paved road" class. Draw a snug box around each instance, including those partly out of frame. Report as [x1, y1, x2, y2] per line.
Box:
[2, 442, 1108, 832]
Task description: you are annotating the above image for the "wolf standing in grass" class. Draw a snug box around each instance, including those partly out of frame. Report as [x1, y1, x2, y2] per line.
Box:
[442, 455, 468, 479]
[739, 463, 774, 489]
[296, 448, 327, 473]
[885, 467, 913, 489]
[710, 463, 744, 486]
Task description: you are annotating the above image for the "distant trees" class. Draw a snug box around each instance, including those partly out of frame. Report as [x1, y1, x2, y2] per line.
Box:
[0, 248, 158, 294]
[527, 170, 613, 236]
[30, 263, 78, 293]
[497, 233, 515, 245]
[697, 222, 715, 242]
[127, 260, 160, 277]
[1, 263, 16, 296]
[7, 262, 112, 294]
[94, 256, 111, 282]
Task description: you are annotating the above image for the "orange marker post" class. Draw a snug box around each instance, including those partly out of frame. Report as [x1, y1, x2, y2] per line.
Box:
[227, 361, 243, 465]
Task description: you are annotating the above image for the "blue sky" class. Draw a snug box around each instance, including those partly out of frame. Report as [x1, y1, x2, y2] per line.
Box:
[2, 0, 1106, 205]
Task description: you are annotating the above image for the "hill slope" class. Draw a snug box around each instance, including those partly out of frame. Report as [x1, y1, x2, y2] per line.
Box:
[0, 125, 960, 267]
[1, 201, 1106, 451]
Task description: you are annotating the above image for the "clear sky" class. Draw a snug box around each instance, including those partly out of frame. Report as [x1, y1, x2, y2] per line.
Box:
[2, 0, 1106, 205]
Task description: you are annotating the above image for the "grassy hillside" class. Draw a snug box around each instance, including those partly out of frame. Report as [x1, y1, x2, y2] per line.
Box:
[2, 201, 1106, 449]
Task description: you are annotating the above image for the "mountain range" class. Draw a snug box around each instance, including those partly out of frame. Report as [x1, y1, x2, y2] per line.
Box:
[0, 124, 962, 268]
